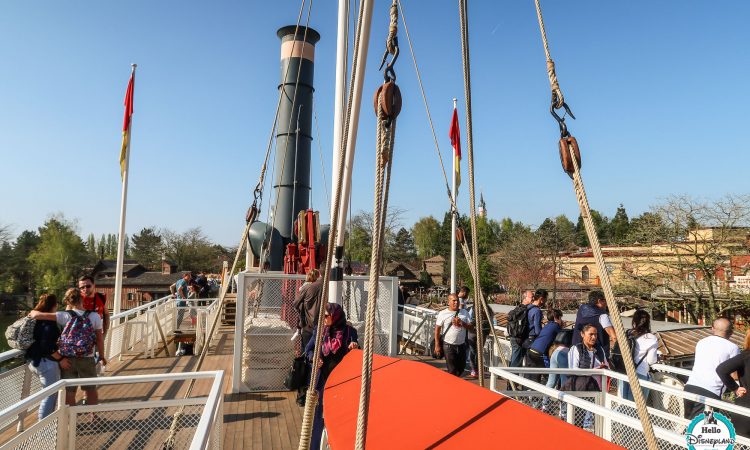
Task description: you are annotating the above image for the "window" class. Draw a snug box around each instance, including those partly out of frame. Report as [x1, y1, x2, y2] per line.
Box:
[581, 266, 590, 281]
[127, 292, 135, 301]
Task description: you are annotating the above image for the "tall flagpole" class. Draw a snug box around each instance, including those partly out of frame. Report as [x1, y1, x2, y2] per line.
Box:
[114, 64, 136, 318]
[450, 98, 457, 294]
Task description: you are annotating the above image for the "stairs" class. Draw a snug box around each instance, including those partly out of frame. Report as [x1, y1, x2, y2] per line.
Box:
[222, 293, 236, 325]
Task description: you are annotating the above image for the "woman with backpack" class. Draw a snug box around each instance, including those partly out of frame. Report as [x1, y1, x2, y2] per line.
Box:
[304, 302, 359, 450]
[620, 309, 659, 402]
[25, 294, 69, 420]
[29, 288, 107, 409]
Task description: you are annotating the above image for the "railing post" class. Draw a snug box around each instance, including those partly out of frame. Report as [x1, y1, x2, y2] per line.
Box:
[602, 395, 613, 441]
[67, 408, 77, 449]
[232, 272, 247, 393]
[15, 364, 32, 432]
[56, 396, 67, 450]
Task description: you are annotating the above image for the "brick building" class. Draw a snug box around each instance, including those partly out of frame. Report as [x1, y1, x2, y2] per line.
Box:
[90, 259, 189, 311]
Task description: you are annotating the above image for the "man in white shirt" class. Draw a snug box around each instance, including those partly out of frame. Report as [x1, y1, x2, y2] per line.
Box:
[683, 318, 740, 419]
[434, 293, 473, 377]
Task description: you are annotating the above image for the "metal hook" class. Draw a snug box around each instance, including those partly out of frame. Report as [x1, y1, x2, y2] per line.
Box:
[550, 99, 575, 138]
[378, 41, 399, 82]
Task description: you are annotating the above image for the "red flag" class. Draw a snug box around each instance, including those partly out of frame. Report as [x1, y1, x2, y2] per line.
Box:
[119, 71, 135, 179]
[449, 107, 461, 189]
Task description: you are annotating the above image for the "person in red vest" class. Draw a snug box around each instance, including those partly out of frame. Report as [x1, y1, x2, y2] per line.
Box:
[78, 276, 110, 336]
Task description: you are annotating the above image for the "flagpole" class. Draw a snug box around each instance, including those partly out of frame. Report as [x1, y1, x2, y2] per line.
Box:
[114, 63, 136, 319]
[450, 98, 457, 294]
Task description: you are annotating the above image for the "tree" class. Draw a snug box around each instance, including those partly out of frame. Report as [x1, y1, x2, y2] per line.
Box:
[28, 216, 87, 295]
[537, 215, 577, 304]
[86, 233, 97, 261]
[495, 228, 553, 300]
[575, 210, 610, 247]
[610, 204, 630, 244]
[7, 230, 40, 293]
[619, 194, 750, 323]
[345, 208, 406, 265]
[390, 227, 416, 262]
[131, 228, 163, 270]
[162, 227, 224, 272]
[412, 216, 440, 259]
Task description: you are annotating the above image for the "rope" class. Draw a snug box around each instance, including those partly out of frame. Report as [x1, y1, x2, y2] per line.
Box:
[533, 0, 564, 108]
[395, 0, 453, 201]
[162, 220, 254, 449]
[457, 0, 486, 388]
[297, 0, 369, 446]
[567, 146, 659, 450]
[399, 0, 512, 383]
[354, 100, 397, 450]
[530, 2, 657, 447]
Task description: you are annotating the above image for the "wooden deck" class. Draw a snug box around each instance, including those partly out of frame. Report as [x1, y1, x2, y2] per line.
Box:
[103, 325, 303, 449]
[2, 327, 489, 449]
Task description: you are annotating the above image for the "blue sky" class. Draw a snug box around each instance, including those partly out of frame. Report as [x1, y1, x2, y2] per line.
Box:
[0, 1, 747, 246]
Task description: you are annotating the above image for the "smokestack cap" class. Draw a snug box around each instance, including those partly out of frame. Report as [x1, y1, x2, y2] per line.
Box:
[277, 26, 320, 45]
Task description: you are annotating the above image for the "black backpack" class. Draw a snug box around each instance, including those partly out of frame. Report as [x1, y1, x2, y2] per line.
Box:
[610, 331, 647, 374]
[506, 304, 530, 339]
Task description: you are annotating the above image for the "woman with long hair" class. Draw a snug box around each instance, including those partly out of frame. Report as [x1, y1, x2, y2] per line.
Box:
[304, 302, 359, 450]
[25, 294, 69, 420]
[566, 324, 608, 429]
[716, 329, 750, 436]
[620, 309, 659, 402]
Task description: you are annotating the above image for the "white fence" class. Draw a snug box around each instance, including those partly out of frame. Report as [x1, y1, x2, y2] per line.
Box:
[0, 371, 225, 450]
[106, 294, 176, 361]
[232, 272, 399, 393]
[489, 365, 750, 449]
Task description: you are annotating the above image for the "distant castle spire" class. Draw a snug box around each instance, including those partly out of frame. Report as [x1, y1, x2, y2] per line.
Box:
[478, 192, 487, 218]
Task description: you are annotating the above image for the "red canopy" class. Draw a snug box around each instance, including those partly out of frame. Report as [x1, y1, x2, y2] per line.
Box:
[323, 350, 623, 449]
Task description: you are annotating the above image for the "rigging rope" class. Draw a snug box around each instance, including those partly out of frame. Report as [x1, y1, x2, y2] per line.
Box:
[353, 4, 402, 448]
[457, 0, 487, 388]
[397, 0, 510, 373]
[297, 0, 370, 447]
[532, 2, 658, 449]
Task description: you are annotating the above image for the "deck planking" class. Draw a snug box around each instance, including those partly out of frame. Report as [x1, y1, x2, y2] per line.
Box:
[3, 327, 493, 449]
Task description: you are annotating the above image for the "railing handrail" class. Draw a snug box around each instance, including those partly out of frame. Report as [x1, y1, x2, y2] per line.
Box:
[110, 294, 174, 321]
[492, 365, 750, 418]
[0, 370, 224, 425]
[489, 366, 685, 446]
[189, 369, 225, 450]
[651, 363, 692, 377]
[0, 349, 24, 364]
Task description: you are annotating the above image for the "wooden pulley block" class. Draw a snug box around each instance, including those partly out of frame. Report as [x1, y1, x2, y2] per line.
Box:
[246, 205, 258, 224]
[455, 227, 465, 243]
[373, 81, 402, 121]
[559, 135, 582, 175]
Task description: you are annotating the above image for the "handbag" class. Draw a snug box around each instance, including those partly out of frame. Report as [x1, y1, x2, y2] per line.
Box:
[284, 355, 309, 390]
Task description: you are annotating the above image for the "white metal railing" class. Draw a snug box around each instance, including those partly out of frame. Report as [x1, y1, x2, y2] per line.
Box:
[106, 294, 176, 361]
[233, 272, 399, 393]
[489, 366, 750, 449]
[0, 371, 225, 450]
[0, 349, 38, 433]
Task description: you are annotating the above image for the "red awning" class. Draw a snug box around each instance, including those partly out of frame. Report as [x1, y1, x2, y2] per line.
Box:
[323, 350, 623, 449]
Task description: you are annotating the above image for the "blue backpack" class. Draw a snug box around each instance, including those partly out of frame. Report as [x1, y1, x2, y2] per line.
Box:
[57, 311, 96, 357]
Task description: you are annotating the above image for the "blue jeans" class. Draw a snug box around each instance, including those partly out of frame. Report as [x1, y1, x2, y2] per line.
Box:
[29, 359, 60, 420]
[510, 338, 525, 368]
[543, 347, 569, 415]
[621, 372, 651, 402]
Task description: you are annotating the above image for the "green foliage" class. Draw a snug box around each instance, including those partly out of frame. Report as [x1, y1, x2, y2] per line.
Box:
[162, 227, 225, 272]
[419, 270, 434, 288]
[412, 216, 440, 259]
[28, 216, 87, 295]
[131, 227, 163, 270]
[575, 210, 610, 247]
[610, 204, 630, 244]
[390, 227, 416, 262]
